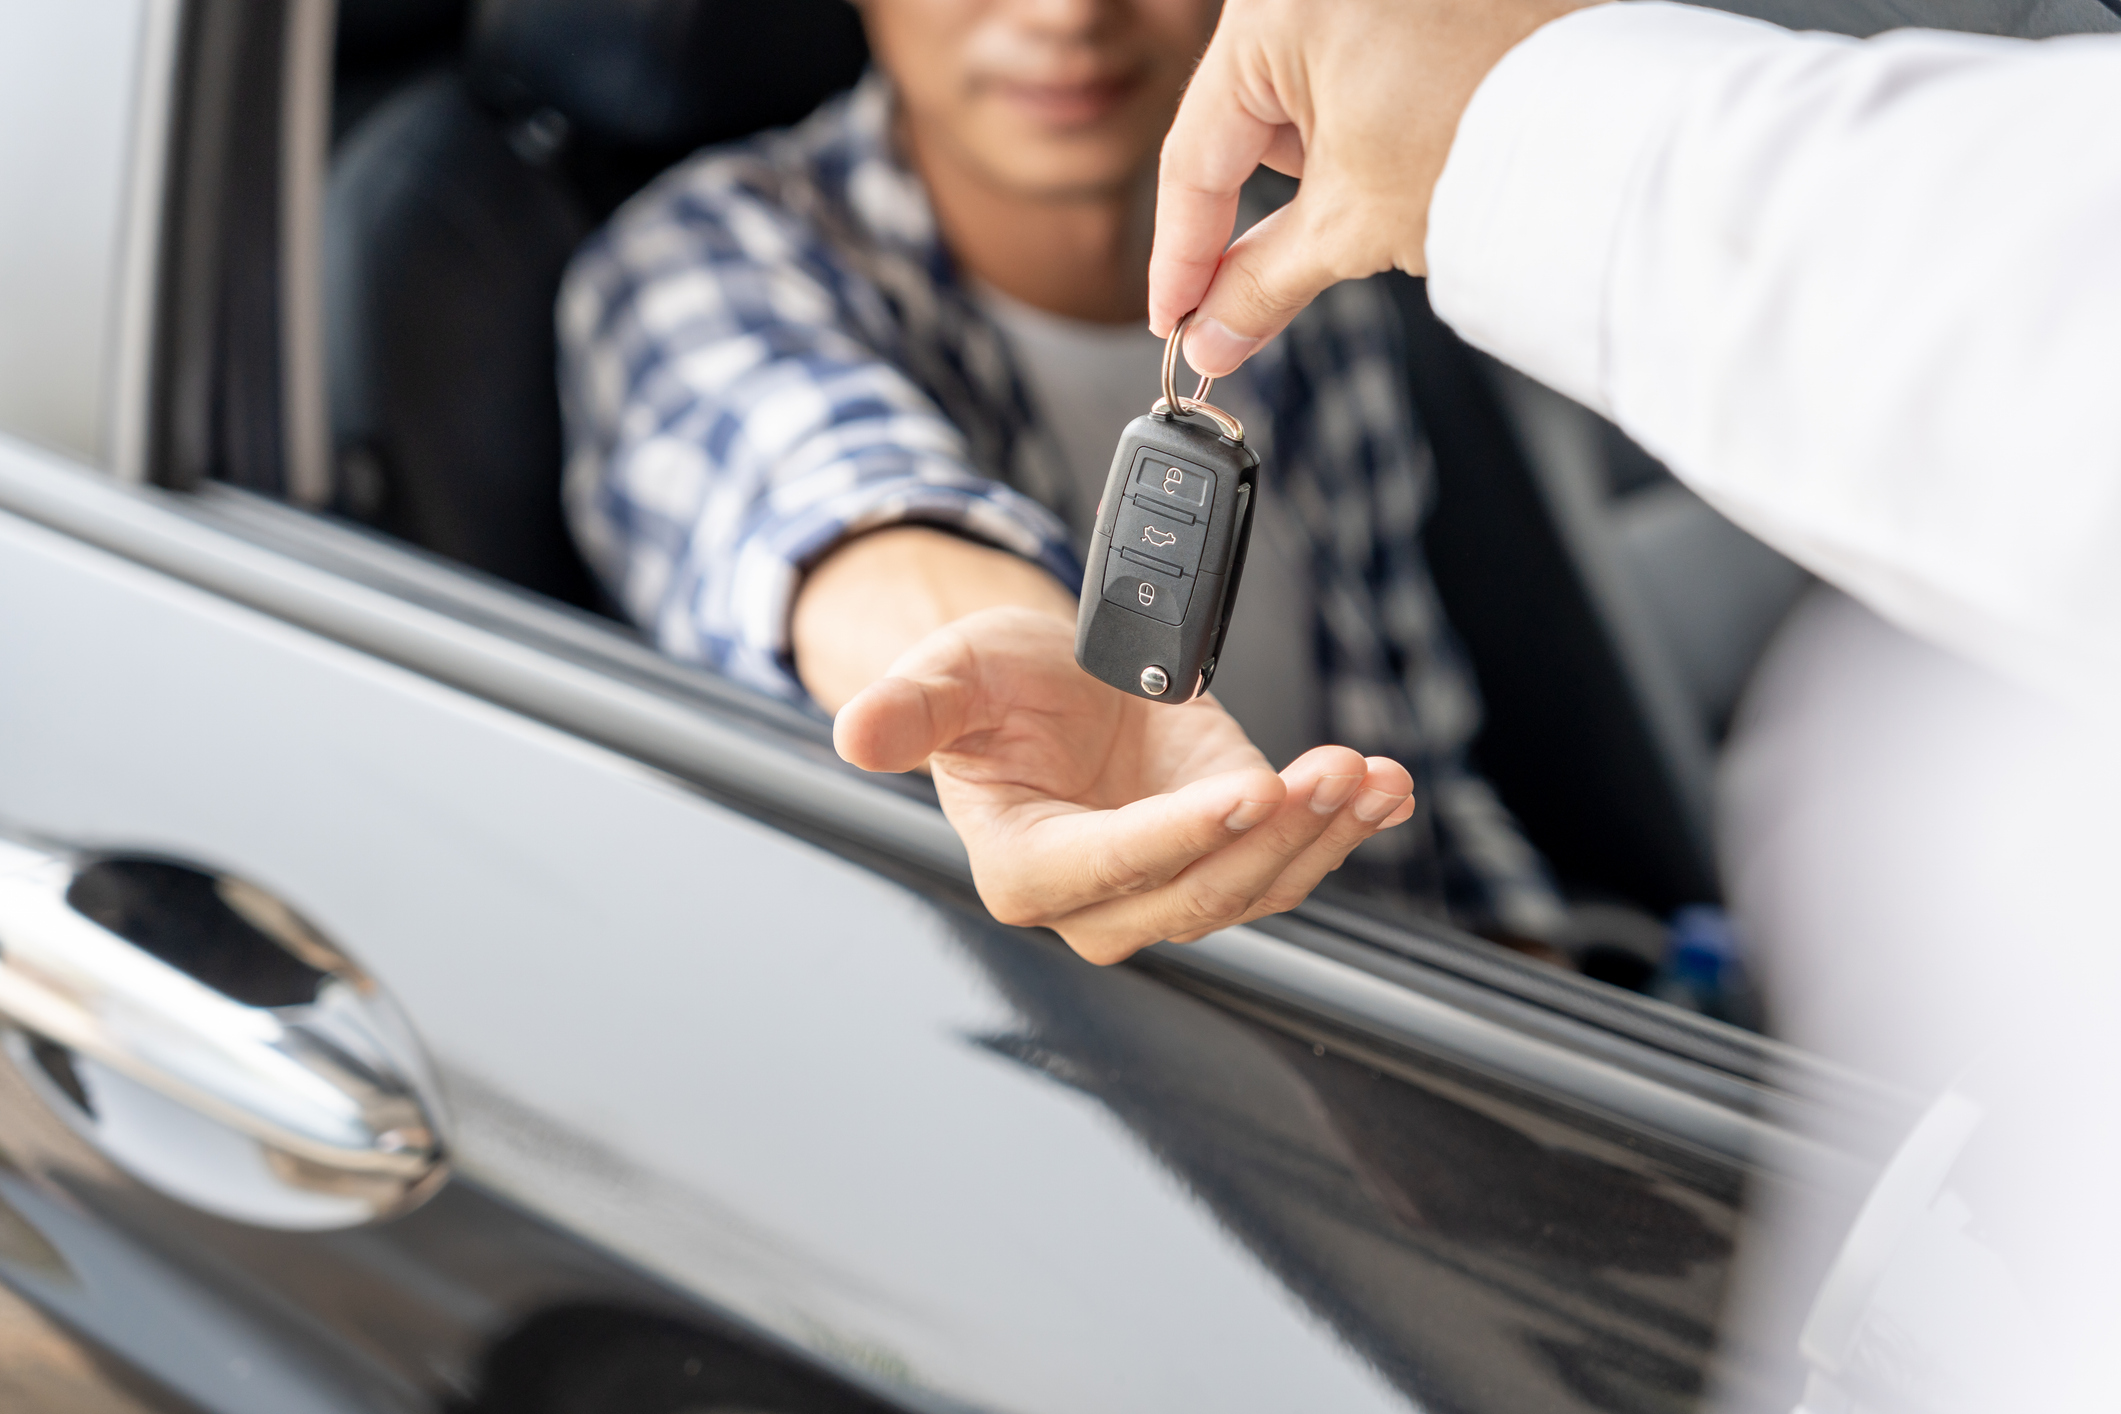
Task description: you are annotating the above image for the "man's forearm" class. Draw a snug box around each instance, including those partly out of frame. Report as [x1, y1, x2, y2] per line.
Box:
[791, 527, 1079, 713]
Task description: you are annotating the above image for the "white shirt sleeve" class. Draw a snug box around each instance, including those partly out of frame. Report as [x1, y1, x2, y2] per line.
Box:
[1425, 1, 2121, 710]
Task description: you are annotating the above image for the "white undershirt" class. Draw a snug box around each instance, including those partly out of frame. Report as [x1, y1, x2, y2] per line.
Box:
[975, 283, 1323, 768]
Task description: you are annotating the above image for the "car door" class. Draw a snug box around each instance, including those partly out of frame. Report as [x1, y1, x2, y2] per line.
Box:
[11, 468, 1862, 1414]
[0, 3, 1962, 1413]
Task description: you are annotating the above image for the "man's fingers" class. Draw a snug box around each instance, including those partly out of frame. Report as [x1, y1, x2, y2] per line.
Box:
[1150, 37, 1289, 337]
[1049, 746, 1378, 960]
[1180, 200, 1346, 377]
[834, 671, 974, 773]
[967, 766, 1288, 928]
[1187, 756, 1416, 936]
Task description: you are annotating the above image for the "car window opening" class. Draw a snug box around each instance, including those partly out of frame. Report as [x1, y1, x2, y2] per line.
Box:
[300, 0, 1809, 1032]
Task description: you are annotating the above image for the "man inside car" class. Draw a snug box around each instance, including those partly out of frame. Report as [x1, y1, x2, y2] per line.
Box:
[557, 0, 1564, 963]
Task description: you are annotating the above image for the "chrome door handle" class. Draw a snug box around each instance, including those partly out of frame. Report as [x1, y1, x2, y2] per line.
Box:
[0, 837, 443, 1223]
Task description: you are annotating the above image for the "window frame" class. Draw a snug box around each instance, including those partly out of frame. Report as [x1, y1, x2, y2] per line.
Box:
[146, 0, 329, 503]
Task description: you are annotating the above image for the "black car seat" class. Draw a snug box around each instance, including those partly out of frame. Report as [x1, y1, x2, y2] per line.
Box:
[1394, 280, 1808, 915]
[323, 0, 867, 607]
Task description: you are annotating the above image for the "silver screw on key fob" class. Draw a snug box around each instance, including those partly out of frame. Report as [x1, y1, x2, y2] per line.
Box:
[1075, 311, 1259, 702]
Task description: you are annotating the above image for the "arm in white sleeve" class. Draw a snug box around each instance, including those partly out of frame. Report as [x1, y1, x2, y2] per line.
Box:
[1426, 2, 2121, 709]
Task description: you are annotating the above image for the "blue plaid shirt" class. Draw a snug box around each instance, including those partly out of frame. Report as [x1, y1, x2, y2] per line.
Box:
[558, 76, 1563, 939]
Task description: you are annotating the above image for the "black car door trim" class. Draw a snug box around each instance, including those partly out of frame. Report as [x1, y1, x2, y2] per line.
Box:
[149, 0, 332, 504]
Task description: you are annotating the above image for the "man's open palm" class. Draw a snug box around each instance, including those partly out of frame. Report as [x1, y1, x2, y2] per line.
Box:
[835, 608, 1414, 964]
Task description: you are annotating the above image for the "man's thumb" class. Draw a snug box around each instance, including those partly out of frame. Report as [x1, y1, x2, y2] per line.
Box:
[834, 672, 974, 774]
[1181, 202, 1340, 378]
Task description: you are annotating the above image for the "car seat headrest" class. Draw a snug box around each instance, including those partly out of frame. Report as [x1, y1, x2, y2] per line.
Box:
[338, 0, 469, 67]
[467, 0, 868, 151]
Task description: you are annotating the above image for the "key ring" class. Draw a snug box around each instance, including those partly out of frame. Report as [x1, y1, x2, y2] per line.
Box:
[1153, 310, 1246, 443]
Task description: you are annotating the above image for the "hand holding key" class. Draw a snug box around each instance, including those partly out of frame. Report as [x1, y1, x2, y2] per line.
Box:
[835, 607, 1415, 965]
[1150, 0, 1603, 374]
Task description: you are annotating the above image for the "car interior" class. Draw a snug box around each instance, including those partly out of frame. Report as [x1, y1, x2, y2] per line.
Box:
[317, 0, 1811, 1019]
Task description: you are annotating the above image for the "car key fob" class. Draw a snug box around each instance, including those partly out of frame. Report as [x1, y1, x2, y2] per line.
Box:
[1075, 315, 1258, 702]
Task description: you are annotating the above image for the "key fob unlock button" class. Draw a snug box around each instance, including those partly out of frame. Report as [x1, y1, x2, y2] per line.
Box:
[1102, 554, 1189, 625]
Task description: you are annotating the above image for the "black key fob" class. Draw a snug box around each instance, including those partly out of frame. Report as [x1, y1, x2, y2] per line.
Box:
[1075, 352, 1259, 702]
